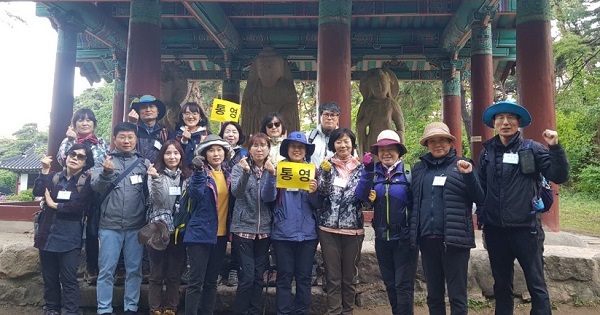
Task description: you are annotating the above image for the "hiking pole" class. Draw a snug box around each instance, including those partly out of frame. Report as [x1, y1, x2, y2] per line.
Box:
[262, 267, 271, 315]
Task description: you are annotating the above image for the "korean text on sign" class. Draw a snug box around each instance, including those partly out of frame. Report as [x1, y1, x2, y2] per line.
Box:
[210, 99, 241, 123]
[276, 161, 316, 190]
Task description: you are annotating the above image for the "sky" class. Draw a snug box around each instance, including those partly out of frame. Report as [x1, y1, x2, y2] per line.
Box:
[0, 2, 93, 138]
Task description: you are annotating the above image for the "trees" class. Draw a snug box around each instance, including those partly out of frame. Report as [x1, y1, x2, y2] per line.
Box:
[73, 82, 114, 140]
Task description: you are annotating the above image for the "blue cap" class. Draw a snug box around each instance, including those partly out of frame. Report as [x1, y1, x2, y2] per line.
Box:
[482, 101, 532, 128]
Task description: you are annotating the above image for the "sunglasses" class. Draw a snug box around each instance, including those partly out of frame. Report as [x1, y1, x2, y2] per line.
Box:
[68, 152, 87, 161]
[267, 122, 281, 129]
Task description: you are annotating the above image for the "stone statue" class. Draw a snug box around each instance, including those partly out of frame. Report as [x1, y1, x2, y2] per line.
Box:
[242, 47, 299, 138]
[160, 62, 189, 131]
[356, 68, 405, 157]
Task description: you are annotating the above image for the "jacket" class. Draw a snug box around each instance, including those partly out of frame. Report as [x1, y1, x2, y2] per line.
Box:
[355, 161, 411, 241]
[307, 126, 335, 165]
[183, 167, 231, 244]
[57, 136, 109, 168]
[268, 173, 321, 242]
[148, 169, 183, 233]
[410, 149, 484, 249]
[33, 171, 92, 252]
[172, 126, 210, 168]
[136, 122, 167, 163]
[91, 150, 149, 231]
[316, 159, 364, 230]
[230, 164, 277, 234]
[477, 132, 569, 228]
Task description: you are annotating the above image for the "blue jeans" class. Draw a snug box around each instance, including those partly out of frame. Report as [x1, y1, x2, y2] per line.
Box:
[97, 229, 144, 314]
[272, 239, 318, 315]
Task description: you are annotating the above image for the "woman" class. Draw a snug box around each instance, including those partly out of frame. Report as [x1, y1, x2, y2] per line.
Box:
[259, 112, 287, 164]
[410, 122, 484, 315]
[184, 134, 233, 315]
[33, 144, 94, 315]
[316, 128, 365, 315]
[57, 108, 110, 167]
[56, 108, 109, 284]
[269, 131, 320, 315]
[230, 133, 277, 315]
[146, 140, 191, 315]
[218, 121, 247, 286]
[219, 121, 248, 170]
[173, 102, 211, 167]
[355, 130, 417, 315]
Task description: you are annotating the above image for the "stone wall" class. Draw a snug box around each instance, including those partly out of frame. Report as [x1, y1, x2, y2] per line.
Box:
[1, 232, 600, 311]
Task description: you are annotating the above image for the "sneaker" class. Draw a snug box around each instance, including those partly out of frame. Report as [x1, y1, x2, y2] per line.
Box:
[163, 310, 176, 315]
[84, 267, 98, 285]
[226, 269, 238, 287]
[43, 309, 60, 315]
[149, 310, 162, 315]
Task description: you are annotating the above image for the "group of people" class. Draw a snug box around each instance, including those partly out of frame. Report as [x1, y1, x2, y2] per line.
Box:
[32, 95, 568, 315]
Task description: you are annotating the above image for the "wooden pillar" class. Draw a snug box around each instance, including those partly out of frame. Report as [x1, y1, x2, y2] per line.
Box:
[111, 56, 126, 149]
[124, 0, 162, 117]
[222, 80, 240, 104]
[470, 21, 495, 164]
[48, 16, 81, 171]
[517, 0, 559, 231]
[442, 71, 463, 156]
[317, 0, 352, 128]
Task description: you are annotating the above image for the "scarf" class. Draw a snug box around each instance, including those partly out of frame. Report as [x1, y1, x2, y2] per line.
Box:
[77, 134, 99, 145]
[330, 154, 360, 180]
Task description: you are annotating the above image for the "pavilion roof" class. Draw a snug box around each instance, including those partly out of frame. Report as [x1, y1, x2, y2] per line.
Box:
[34, 0, 517, 84]
[0, 144, 43, 173]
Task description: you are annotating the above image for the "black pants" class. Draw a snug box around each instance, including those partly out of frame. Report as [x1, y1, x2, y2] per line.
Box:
[484, 225, 551, 315]
[272, 239, 318, 315]
[232, 235, 271, 315]
[39, 249, 81, 315]
[419, 238, 470, 315]
[374, 238, 418, 315]
[185, 236, 228, 315]
[85, 223, 99, 271]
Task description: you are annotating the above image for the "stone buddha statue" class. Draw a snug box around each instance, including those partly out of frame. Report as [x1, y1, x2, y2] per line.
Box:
[242, 47, 299, 138]
[356, 68, 406, 156]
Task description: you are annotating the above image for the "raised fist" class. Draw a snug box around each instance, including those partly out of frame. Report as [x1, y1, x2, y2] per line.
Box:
[192, 156, 205, 170]
[363, 152, 374, 171]
[320, 159, 332, 173]
[456, 160, 472, 174]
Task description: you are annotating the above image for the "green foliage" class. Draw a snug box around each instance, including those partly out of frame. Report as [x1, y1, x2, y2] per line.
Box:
[468, 299, 493, 310]
[196, 81, 222, 134]
[73, 82, 114, 140]
[573, 165, 600, 194]
[6, 189, 34, 201]
[0, 170, 16, 194]
[559, 188, 600, 237]
[0, 123, 48, 159]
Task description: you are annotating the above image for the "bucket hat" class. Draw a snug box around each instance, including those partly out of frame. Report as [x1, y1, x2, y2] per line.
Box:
[138, 221, 169, 251]
[131, 95, 167, 121]
[482, 101, 532, 128]
[370, 130, 407, 156]
[195, 134, 231, 157]
[419, 122, 456, 146]
[280, 131, 316, 160]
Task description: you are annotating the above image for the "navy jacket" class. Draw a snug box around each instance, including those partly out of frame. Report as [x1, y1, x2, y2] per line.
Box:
[33, 171, 93, 252]
[355, 162, 411, 241]
[477, 132, 569, 228]
[410, 150, 484, 249]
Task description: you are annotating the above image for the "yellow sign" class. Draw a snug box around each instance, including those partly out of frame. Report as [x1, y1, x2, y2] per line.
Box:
[276, 161, 316, 190]
[210, 99, 241, 123]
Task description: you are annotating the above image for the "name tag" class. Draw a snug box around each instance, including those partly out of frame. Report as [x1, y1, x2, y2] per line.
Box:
[333, 177, 347, 188]
[57, 191, 72, 200]
[154, 140, 162, 150]
[287, 188, 299, 192]
[432, 176, 447, 186]
[169, 186, 181, 195]
[130, 174, 143, 185]
[503, 153, 519, 164]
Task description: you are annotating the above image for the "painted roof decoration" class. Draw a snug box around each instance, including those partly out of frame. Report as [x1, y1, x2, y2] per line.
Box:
[0, 144, 44, 173]
[34, 0, 517, 84]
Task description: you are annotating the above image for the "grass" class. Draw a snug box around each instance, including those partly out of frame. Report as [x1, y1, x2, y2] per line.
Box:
[559, 188, 600, 237]
[468, 299, 493, 310]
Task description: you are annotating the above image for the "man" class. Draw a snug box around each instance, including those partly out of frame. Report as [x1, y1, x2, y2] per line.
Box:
[477, 101, 569, 315]
[128, 95, 168, 163]
[91, 122, 150, 315]
[307, 101, 340, 165]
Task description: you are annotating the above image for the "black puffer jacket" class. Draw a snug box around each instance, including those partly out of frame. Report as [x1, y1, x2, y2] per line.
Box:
[410, 149, 484, 249]
[477, 132, 569, 228]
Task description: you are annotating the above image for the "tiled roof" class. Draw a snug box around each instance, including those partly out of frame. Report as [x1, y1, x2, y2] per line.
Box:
[0, 144, 43, 173]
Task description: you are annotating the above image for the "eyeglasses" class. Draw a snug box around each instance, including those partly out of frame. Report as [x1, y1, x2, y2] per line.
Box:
[68, 152, 87, 161]
[267, 122, 281, 129]
[182, 112, 199, 117]
[322, 112, 340, 118]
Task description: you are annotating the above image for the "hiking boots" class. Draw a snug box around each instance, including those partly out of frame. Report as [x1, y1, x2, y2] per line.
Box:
[84, 267, 98, 285]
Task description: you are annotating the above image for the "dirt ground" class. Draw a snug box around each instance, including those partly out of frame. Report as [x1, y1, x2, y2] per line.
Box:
[2, 305, 599, 315]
